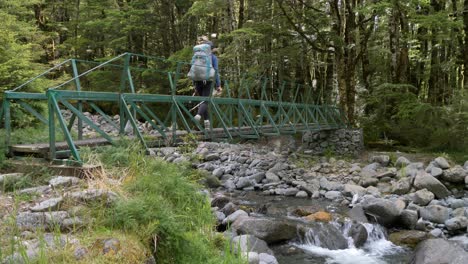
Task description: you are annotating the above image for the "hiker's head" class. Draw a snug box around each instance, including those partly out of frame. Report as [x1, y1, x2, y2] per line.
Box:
[197, 36, 215, 48]
[197, 36, 209, 45]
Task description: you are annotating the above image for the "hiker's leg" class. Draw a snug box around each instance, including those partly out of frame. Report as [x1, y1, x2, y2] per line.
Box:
[197, 81, 211, 120]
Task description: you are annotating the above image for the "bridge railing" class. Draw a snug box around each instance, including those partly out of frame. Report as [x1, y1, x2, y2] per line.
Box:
[1, 53, 348, 164]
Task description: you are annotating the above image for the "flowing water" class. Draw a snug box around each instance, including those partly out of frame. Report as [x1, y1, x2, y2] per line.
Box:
[280, 222, 411, 264]
[228, 191, 412, 264]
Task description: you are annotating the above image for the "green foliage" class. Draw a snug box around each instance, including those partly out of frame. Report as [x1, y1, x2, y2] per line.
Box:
[362, 83, 468, 154]
[178, 133, 200, 154]
[83, 142, 241, 264]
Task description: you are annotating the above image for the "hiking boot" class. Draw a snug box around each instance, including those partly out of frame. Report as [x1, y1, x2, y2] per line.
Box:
[204, 120, 210, 130]
[194, 114, 201, 122]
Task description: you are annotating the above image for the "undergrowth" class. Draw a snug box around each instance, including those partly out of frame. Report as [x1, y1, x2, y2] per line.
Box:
[81, 139, 245, 264]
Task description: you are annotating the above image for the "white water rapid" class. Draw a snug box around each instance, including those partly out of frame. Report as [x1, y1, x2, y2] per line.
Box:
[295, 221, 408, 264]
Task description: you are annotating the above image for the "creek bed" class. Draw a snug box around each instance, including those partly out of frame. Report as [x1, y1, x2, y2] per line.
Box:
[226, 191, 413, 264]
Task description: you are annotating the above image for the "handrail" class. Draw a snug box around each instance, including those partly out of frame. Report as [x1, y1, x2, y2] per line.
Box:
[10, 59, 73, 92]
[49, 53, 129, 90]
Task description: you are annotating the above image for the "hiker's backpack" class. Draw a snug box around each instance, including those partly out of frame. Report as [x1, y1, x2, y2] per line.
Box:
[187, 43, 215, 81]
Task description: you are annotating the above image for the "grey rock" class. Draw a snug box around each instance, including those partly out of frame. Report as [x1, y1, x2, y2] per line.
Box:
[297, 222, 348, 250]
[19, 185, 51, 195]
[247, 252, 259, 264]
[411, 238, 468, 264]
[464, 161, 468, 170]
[391, 178, 411, 195]
[74, 247, 88, 260]
[223, 210, 248, 225]
[295, 191, 309, 198]
[265, 172, 280, 183]
[363, 162, 381, 172]
[236, 178, 255, 189]
[429, 228, 443, 238]
[231, 235, 272, 255]
[452, 207, 468, 218]
[372, 155, 390, 167]
[376, 169, 397, 179]
[223, 180, 236, 191]
[204, 153, 220, 161]
[324, 191, 342, 200]
[232, 217, 297, 243]
[430, 167, 443, 178]
[359, 177, 378, 188]
[49, 176, 80, 188]
[419, 205, 450, 224]
[347, 205, 368, 223]
[31, 197, 63, 212]
[212, 168, 225, 178]
[434, 157, 450, 169]
[283, 188, 299, 196]
[348, 222, 368, 248]
[362, 197, 401, 227]
[396, 157, 411, 168]
[445, 216, 468, 231]
[258, 253, 279, 264]
[441, 165, 467, 183]
[0, 173, 23, 185]
[412, 189, 434, 206]
[413, 171, 450, 199]
[319, 177, 344, 191]
[68, 189, 118, 204]
[16, 211, 70, 230]
[250, 172, 266, 183]
[343, 184, 366, 197]
[400, 209, 418, 229]
[376, 182, 392, 194]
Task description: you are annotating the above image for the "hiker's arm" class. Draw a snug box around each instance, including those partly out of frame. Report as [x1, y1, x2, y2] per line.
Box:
[212, 55, 221, 90]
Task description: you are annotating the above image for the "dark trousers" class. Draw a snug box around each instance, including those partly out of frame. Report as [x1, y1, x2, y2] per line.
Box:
[194, 81, 212, 120]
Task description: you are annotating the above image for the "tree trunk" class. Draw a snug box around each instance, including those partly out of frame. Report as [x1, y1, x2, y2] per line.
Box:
[464, 0, 468, 91]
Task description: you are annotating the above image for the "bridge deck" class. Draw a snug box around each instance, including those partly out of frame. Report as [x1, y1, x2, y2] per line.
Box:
[8, 124, 333, 159]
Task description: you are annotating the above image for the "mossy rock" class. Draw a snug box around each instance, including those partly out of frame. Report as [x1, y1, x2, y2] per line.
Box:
[389, 230, 429, 248]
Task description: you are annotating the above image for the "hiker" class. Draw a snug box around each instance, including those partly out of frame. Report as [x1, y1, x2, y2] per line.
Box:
[190, 36, 222, 129]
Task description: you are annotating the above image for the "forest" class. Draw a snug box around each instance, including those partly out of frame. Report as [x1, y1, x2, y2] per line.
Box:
[0, 0, 467, 154]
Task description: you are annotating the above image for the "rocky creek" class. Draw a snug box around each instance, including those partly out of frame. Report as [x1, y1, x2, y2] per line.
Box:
[155, 140, 468, 264]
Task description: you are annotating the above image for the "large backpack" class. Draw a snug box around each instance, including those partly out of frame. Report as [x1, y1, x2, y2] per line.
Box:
[187, 43, 215, 81]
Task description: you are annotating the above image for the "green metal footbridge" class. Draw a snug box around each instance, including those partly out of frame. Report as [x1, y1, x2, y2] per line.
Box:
[0, 53, 347, 165]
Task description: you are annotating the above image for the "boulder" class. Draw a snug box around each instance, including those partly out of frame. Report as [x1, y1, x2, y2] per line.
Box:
[399, 209, 418, 229]
[430, 167, 443, 178]
[395, 156, 411, 168]
[347, 205, 368, 223]
[434, 157, 450, 169]
[258, 253, 279, 264]
[232, 217, 297, 243]
[413, 171, 450, 199]
[49, 176, 80, 188]
[411, 238, 468, 264]
[348, 222, 368, 248]
[223, 210, 248, 225]
[389, 230, 428, 248]
[441, 165, 467, 183]
[343, 184, 366, 197]
[391, 178, 411, 195]
[412, 189, 434, 206]
[297, 222, 348, 250]
[324, 191, 342, 200]
[444, 216, 468, 231]
[305, 211, 332, 222]
[372, 155, 390, 167]
[30, 197, 63, 212]
[362, 198, 401, 227]
[359, 177, 378, 188]
[419, 205, 450, 224]
[230, 235, 272, 255]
